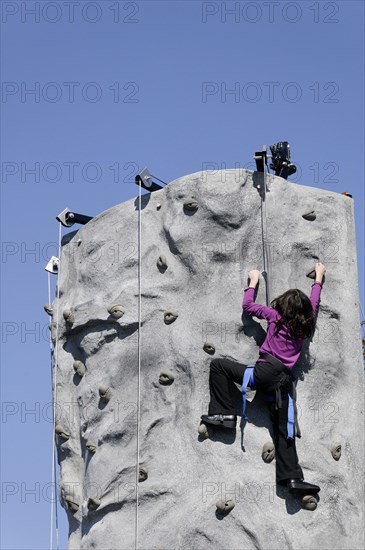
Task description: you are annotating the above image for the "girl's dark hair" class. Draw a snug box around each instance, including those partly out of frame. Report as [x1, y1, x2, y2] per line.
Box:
[270, 289, 315, 339]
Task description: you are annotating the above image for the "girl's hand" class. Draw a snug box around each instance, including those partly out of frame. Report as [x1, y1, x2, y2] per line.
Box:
[315, 262, 326, 278]
[248, 269, 261, 282]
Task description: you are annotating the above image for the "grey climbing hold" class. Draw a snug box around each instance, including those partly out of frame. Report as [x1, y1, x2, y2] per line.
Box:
[99, 384, 111, 403]
[203, 342, 215, 355]
[261, 441, 275, 463]
[63, 309, 75, 326]
[156, 254, 168, 269]
[183, 198, 199, 211]
[156, 203, 162, 210]
[164, 311, 178, 325]
[86, 441, 97, 454]
[331, 443, 342, 461]
[216, 499, 235, 514]
[302, 210, 316, 221]
[87, 497, 101, 511]
[306, 268, 316, 279]
[65, 496, 79, 513]
[55, 425, 70, 441]
[73, 360, 86, 377]
[198, 423, 211, 439]
[107, 304, 125, 319]
[139, 466, 148, 482]
[301, 495, 318, 511]
[159, 370, 174, 385]
[44, 304, 53, 316]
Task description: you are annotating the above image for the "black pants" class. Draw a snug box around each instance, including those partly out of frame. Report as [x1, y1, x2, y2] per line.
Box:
[208, 357, 303, 483]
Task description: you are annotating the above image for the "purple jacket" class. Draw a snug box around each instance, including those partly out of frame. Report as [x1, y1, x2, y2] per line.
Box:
[242, 283, 322, 369]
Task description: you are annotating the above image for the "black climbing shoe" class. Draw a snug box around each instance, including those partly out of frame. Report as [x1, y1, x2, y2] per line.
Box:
[287, 479, 320, 495]
[201, 414, 237, 429]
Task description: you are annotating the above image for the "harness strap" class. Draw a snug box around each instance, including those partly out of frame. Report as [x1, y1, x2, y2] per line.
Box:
[241, 366, 255, 420]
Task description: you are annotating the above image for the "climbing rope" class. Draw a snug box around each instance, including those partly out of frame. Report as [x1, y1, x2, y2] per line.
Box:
[261, 156, 271, 306]
[135, 182, 142, 550]
[49, 222, 62, 550]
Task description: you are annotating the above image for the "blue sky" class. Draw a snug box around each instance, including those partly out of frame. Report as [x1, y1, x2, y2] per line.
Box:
[1, 1, 364, 548]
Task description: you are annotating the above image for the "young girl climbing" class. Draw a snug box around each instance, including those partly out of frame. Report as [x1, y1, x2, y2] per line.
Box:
[201, 262, 326, 495]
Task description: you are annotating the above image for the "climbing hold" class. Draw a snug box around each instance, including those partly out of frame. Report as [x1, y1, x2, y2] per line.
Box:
[73, 360, 86, 378]
[156, 255, 168, 269]
[159, 370, 175, 385]
[77, 239, 82, 246]
[139, 466, 148, 482]
[156, 203, 162, 210]
[198, 423, 211, 439]
[164, 311, 178, 325]
[301, 495, 318, 511]
[63, 309, 75, 326]
[86, 441, 97, 454]
[306, 268, 316, 279]
[302, 210, 316, 221]
[87, 497, 101, 511]
[99, 385, 111, 403]
[183, 198, 199, 211]
[261, 441, 275, 463]
[107, 304, 125, 319]
[65, 496, 79, 513]
[331, 443, 341, 461]
[55, 425, 70, 441]
[216, 499, 235, 514]
[44, 304, 53, 316]
[203, 342, 215, 355]
[341, 191, 353, 198]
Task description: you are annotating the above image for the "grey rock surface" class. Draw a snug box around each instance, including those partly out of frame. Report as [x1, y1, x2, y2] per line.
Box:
[53, 169, 364, 549]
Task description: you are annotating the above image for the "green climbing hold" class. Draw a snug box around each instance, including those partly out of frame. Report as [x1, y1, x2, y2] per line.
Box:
[107, 304, 125, 319]
[55, 425, 70, 441]
[183, 198, 199, 212]
[302, 210, 316, 221]
[73, 360, 86, 378]
[261, 441, 275, 463]
[203, 342, 215, 355]
[331, 443, 341, 461]
[87, 497, 101, 511]
[159, 370, 174, 385]
[139, 466, 148, 482]
[65, 496, 79, 513]
[63, 309, 75, 326]
[164, 311, 178, 325]
[301, 495, 318, 511]
[99, 385, 111, 403]
[216, 499, 235, 514]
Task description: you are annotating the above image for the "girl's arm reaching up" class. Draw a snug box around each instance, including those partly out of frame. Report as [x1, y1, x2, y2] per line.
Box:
[242, 270, 278, 322]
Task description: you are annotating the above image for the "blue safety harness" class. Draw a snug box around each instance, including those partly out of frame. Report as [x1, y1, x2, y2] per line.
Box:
[241, 364, 297, 440]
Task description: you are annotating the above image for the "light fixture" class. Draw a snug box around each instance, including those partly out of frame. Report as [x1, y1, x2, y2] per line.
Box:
[269, 141, 296, 180]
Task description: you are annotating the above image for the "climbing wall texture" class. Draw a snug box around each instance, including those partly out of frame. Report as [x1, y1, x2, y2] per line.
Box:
[51, 169, 364, 550]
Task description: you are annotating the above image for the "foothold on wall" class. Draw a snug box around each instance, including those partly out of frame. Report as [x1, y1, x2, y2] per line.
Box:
[55, 425, 70, 441]
[198, 423, 211, 439]
[87, 497, 101, 511]
[203, 342, 215, 355]
[301, 495, 318, 511]
[65, 496, 79, 513]
[331, 443, 342, 461]
[261, 441, 275, 463]
[183, 198, 199, 212]
[139, 466, 148, 482]
[44, 304, 53, 316]
[164, 311, 178, 325]
[216, 499, 235, 514]
[63, 309, 75, 326]
[156, 254, 168, 270]
[107, 304, 125, 319]
[302, 210, 316, 221]
[86, 441, 97, 454]
[99, 385, 111, 403]
[159, 370, 174, 385]
[73, 360, 86, 378]
[156, 203, 162, 210]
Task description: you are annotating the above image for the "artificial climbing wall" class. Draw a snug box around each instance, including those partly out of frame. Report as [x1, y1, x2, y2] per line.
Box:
[50, 169, 364, 550]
